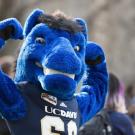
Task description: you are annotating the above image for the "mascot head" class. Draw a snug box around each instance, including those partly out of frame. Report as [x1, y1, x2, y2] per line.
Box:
[14, 9, 88, 100]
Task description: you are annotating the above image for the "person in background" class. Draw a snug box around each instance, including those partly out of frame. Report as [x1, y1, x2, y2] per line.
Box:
[105, 73, 134, 135]
[79, 73, 135, 135]
[0, 56, 15, 135]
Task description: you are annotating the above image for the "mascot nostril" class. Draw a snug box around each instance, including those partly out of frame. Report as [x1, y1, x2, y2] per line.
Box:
[0, 9, 108, 135]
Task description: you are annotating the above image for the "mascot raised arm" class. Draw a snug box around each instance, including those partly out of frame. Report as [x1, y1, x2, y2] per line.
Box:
[0, 9, 108, 135]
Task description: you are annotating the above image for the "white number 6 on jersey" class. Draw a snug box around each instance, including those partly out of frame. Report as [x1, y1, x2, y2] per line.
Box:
[41, 116, 77, 135]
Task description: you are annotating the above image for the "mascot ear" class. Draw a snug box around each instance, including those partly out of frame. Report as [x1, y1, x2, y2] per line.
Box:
[23, 9, 44, 37]
[74, 18, 88, 41]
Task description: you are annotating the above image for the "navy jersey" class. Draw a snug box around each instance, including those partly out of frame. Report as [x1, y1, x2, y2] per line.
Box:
[6, 82, 81, 135]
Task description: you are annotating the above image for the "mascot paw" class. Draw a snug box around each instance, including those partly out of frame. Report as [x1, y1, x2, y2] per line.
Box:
[85, 41, 105, 66]
[23, 8, 44, 37]
[0, 18, 23, 48]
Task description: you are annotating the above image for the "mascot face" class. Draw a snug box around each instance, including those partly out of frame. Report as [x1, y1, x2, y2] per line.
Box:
[15, 9, 87, 99]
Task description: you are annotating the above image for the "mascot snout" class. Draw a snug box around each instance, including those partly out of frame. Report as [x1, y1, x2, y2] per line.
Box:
[38, 37, 81, 98]
[44, 37, 81, 75]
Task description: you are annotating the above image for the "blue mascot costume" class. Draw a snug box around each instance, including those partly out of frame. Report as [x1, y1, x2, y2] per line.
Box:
[0, 9, 108, 135]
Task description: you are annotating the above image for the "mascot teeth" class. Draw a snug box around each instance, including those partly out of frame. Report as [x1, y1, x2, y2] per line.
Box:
[35, 62, 75, 79]
[44, 68, 75, 79]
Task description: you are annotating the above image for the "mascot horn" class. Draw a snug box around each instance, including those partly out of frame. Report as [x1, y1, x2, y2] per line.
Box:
[0, 9, 108, 135]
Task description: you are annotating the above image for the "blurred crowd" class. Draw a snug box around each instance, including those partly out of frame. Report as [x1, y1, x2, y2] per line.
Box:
[0, 55, 135, 135]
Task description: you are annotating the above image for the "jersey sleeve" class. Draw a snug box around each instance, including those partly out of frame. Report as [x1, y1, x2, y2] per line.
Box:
[75, 42, 108, 125]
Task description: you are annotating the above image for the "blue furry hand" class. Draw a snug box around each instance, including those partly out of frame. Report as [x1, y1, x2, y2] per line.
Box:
[0, 18, 23, 48]
[85, 42, 105, 66]
[76, 41, 108, 125]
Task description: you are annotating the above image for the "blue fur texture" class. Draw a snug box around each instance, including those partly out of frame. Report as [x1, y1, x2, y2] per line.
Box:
[74, 18, 88, 40]
[75, 42, 108, 125]
[42, 74, 77, 100]
[0, 70, 26, 120]
[0, 9, 108, 124]
[0, 18, 26, 120]
[0, 18, 23, 48]
[15, 18, 86, 99]
[23, 9, 44, 37]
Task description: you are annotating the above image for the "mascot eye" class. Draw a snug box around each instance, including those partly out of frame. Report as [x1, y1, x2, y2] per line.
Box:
[35, 37, 46, 45]
[74, 45, 80, 52]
